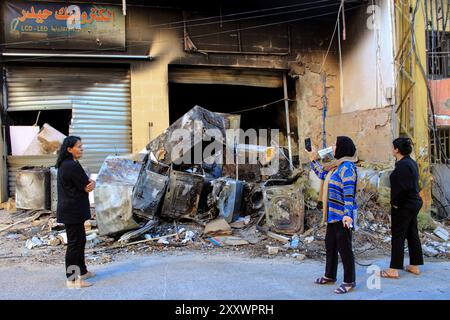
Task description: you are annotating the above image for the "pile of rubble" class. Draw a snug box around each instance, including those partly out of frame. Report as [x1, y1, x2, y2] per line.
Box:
[1, 105, 449, 262]
[89, 106, 307, 251]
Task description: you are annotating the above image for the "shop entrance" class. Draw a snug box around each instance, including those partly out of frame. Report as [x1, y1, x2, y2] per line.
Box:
[168, 66, 298, 152]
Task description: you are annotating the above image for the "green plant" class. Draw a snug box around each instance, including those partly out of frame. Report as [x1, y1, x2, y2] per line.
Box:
[417, 211, 436, 232]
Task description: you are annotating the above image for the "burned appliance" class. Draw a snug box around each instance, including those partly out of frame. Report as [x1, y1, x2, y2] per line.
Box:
[160, 170, 204, 220]
[262, 181, 304, 235]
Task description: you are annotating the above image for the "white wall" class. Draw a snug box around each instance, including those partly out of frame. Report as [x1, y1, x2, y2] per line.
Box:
[341, 0, 395, 113]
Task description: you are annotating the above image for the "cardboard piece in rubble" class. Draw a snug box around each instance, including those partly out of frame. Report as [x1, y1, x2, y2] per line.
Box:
[203, 218, 232, 237]
[22, 123, 66, 155]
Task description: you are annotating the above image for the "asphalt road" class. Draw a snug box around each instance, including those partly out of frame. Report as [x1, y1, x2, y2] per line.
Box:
[0, 252, 449, 300]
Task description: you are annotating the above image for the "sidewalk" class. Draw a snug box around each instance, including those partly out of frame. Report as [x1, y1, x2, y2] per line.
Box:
[0, 253, 449, 300]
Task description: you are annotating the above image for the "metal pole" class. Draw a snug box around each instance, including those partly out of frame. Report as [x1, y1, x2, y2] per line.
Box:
[322, 73, 327, 148]
[234, 136, 238, 180]
[282, 74, 293, 169]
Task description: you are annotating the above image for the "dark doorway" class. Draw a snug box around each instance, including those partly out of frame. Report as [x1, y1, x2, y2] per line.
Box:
[168, 82, 297, 147]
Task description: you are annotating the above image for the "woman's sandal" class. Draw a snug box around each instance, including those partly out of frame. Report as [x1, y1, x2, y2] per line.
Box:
[334, 282, 356, 294]
[405, 265, 421, 275]
[314, 276, 336, 285]
[378, 269, 400, 279]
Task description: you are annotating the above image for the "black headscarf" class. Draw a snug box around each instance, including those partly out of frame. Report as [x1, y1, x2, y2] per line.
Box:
[334, 136, 356, 159]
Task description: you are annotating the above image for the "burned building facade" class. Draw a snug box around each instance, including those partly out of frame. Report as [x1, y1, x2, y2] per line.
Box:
[0, 0, 397, 201]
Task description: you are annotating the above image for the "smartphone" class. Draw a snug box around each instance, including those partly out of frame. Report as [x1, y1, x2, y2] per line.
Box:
[305, 138, 312, 152]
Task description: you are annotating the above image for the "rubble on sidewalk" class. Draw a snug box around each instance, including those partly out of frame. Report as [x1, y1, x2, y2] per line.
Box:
[433, 226, 449, 241]
[203, 218, 232, 237]
[2, 106, 449, 264]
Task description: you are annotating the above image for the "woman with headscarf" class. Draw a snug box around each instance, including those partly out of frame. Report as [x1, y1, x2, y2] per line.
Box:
[306, 136, 358, 294]
[56, 136, 96, 288]
[379, 137, 424, 278]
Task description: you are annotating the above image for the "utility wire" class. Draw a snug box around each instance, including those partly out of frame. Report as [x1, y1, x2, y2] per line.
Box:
[0, 0, 355, 47]
[165, 1, 360, 30]
[2, 4, 364, 64]
[228, 98, 294, 114]
[319, 1, 344, 74]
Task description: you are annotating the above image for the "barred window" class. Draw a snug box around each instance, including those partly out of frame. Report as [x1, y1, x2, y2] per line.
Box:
[427, 31, 450, 79]
[430, 128, 450, 164]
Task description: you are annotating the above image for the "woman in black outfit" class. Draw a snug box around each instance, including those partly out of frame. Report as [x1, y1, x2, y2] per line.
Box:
[380, 137, 424, 278]
[56, 136, 96, 288]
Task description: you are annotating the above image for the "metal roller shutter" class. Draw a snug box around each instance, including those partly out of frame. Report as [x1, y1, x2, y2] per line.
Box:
[169, 66, 283, 88]
[6, 66, 132, 196]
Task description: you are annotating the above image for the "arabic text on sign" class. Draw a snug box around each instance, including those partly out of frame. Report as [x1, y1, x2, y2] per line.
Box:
[17, 6, 114, 24]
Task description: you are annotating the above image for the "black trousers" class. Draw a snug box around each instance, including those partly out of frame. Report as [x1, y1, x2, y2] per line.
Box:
[390, 206, 424, 269]
[65, 223, 88, 279]
[325, 222, 356, 284]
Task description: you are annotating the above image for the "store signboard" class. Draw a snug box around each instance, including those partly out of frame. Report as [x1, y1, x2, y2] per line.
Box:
[3, 1, 126, 50]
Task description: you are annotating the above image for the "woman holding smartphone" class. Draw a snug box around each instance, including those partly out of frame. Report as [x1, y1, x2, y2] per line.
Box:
[306, 136, 358, 294]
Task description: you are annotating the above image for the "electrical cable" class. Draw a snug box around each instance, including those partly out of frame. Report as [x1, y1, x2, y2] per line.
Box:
[228, 98, 294, 114]
[0, 0, 358, 48]
[165, 1, 360, 30]
[319, 1, 344, 74]
[2, 4, 365, 64]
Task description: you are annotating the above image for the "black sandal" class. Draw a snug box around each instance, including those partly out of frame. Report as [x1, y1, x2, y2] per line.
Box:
[334, 282, 356, 294]
[314, 276, 336, 285]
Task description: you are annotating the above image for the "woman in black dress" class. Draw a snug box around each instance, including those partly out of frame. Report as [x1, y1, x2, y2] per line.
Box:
[380, 137, 424, 279]
[56, 136, 96, 288]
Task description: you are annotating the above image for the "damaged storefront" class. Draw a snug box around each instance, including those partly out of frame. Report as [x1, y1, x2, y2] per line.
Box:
[6, 0, 448, 262]
[3, 66, 133, 200]
[93, 105, 305, 246]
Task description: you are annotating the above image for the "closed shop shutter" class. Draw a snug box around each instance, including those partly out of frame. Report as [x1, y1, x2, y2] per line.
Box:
[169, 66, 283, 88]
[6, 66, 132, 196]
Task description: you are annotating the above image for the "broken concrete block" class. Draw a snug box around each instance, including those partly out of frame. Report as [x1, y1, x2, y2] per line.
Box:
[25, 236, 44, 249]
[56, 232, 67, 245]
[133, 169, 169, 219]
[291, 253, 306, 260]
[182, 230, 195, 244]
[422, 245, 439, 257]
[95, 156, 142, 236]
[157, 238, 170, 245]
[263, 182, 305, 235]
[204, 218, 232, 237]
[433, 226, 449, 242]
[22, 123, 66, 155]
[86, 233, 101, 248]
[266, 245, 280, 255]
[160, 170, 204, 220]
[48, 235, 61, 247]
[230, 216, 249, 229]
[266, 230, 290, 243]
[214, 236, 249, 246]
